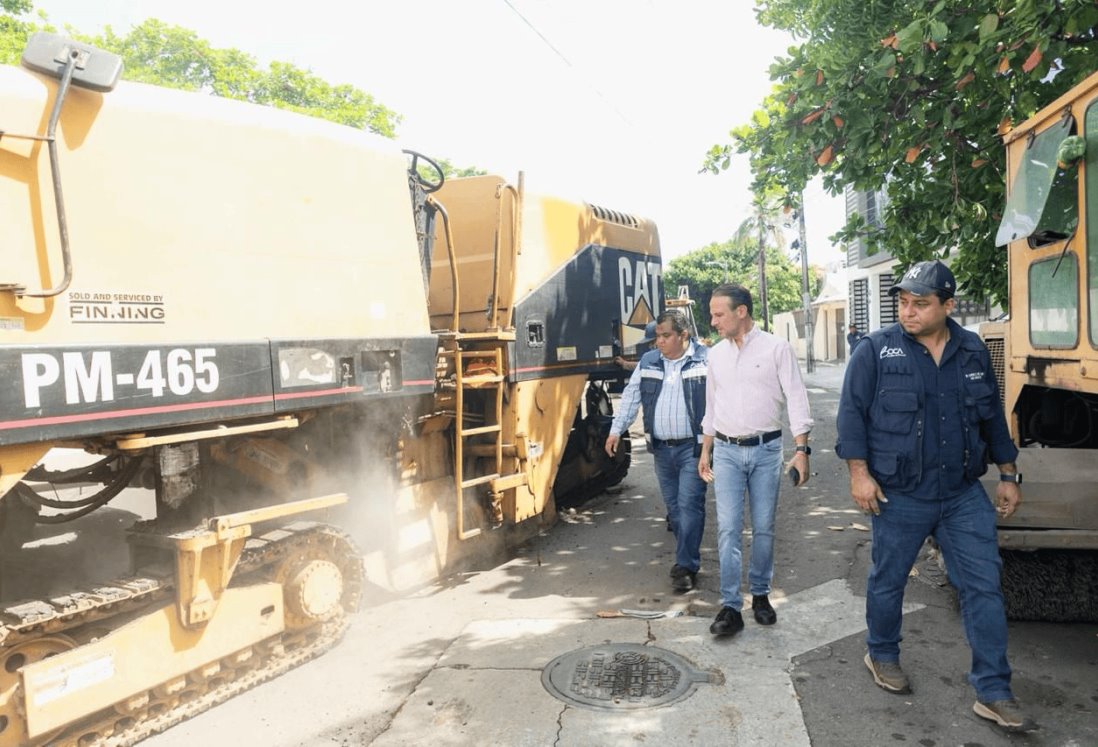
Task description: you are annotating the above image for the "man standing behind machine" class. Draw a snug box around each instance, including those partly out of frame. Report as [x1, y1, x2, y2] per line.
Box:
[699, 283, 813, 637]
[606, 311, 709, 592]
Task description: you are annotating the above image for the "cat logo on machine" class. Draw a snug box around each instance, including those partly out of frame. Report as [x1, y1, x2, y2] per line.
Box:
[618, 256, 662, 326]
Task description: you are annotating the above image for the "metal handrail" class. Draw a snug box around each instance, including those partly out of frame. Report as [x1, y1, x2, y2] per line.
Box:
[429, 197, 461, 333]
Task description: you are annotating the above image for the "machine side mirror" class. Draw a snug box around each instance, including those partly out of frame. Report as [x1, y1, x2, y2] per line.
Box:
[20, 32, 123, 92]
[4, 33, 123, 297]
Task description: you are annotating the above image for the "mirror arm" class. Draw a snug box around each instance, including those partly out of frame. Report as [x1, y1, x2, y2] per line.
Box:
[19, 48, 79, 298]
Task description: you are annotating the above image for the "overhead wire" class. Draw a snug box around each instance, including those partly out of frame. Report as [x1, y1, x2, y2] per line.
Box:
[500, 0, 633, 128]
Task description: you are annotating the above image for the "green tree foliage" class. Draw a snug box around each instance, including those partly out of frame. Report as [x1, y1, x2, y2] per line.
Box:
[87, 20, 402, 137]
[0, 6, 401, 136]
[0, 0, 33, 64]
[1, 6, 485, 174]
[706, 0, 1098, 306]
[436, 158, 488, 179]
[664, 233, 823, 339]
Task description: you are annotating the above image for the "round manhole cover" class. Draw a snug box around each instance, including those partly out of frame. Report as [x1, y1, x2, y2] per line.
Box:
[541, 643, 715, 710]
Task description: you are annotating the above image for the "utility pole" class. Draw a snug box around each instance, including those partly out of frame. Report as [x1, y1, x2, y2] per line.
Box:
[797, 192, 814, 373]
[757, 219, 769, 332]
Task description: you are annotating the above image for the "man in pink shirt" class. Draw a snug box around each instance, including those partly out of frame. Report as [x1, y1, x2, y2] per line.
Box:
[699, 284, 813, 636]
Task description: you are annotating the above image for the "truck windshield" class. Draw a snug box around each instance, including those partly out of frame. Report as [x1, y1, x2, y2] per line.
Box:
[995, 114, 1078, 247]
[1029, 253, 1079, 347]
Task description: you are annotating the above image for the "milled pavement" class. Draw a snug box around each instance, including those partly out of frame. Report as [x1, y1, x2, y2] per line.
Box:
[144, 361, 1098, 746]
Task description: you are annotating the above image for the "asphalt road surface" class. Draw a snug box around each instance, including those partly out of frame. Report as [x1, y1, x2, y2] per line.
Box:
[9, 362, 1096, 745]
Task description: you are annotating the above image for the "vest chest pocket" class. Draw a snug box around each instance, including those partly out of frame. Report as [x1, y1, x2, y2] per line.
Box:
[878, 390, 919, 434]
[963, 381, 997, 421]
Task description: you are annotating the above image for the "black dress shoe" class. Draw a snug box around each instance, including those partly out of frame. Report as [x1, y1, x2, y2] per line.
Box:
[671, 571, 696, 592]
[752, 595, 777, 625]
[710, 606, 744, 636]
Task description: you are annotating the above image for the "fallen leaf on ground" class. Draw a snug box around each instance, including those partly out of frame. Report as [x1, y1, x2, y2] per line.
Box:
[850, 522, 870, 531]
[827, 525, 846, 531]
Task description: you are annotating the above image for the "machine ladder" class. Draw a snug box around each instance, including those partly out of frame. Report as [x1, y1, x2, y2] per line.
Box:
[439, 331, 527, 540]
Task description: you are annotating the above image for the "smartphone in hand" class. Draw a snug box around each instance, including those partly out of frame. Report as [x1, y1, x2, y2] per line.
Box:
[787, 466, 800, 486]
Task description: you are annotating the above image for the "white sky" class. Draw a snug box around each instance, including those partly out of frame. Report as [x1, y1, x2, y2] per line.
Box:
[29, 0, 845, 265]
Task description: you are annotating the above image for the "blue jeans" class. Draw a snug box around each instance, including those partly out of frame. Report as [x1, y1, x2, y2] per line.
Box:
[652, 441, 707, 573]
[866, 481, 1013, 701]
[712, 438, 783, 609]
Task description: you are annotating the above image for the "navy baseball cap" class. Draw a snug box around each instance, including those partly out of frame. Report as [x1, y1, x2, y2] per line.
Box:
[889, 260, 956, 299]
[639, 321, 658, 344]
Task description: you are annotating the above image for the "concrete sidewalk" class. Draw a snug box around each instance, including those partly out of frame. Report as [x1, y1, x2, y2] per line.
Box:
[148, 359, 1098, 746]
[148, 362, 865, 746]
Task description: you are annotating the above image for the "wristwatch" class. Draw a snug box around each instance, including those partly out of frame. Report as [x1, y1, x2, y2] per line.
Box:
[794, 445, 811, 455]
[999, 472, 1023, 484]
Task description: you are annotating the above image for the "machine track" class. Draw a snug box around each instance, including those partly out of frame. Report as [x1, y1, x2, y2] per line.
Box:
[0, 521, 363, 746]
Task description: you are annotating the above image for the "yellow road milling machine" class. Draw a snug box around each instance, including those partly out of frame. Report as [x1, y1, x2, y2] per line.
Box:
[0, 34, 663, 744]
[987, 69, 1098, 622]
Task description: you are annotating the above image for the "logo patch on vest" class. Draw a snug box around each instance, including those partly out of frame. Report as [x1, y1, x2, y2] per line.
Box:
[879, 345, 906, 359]
[964, 371, 985, 381]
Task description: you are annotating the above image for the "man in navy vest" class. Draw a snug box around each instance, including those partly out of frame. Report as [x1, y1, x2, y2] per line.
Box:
[836, 260, 1035, 732]
[607, 311, 708, 592]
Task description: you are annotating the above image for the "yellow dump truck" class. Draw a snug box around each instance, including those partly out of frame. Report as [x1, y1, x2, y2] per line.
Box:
[987, 69, 1098, 622]
[0, 33, 662, 744]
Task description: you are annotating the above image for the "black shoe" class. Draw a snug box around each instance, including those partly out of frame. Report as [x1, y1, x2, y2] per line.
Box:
[671, 570, 696, 592]
[709, 606, 744, 636]
[752, 595, 777, 625]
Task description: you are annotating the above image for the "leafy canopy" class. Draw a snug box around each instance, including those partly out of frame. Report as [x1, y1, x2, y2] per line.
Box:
[664, 233, 824, 340]
[88, 19, 402, 137]
[0, 7, 402, 136]
[707, 0, 1098, 306]
[0, 4, 486, 174]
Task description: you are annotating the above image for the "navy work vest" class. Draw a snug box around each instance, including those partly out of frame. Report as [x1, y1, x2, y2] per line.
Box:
[862, 323, 999, 493]
[637, 343, 708, 452]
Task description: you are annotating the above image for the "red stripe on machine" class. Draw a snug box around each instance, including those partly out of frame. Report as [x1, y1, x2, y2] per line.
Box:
[0, 394, 273, 431]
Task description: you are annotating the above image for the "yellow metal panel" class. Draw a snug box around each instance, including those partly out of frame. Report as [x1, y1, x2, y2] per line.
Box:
[0, 442, 50, 495]
[427, 175, 660, 334]
[506, 375, 587, 521]
[517, 195, 660, 307]
[0, 65, 428, 345]
[21, 583, 284, 738]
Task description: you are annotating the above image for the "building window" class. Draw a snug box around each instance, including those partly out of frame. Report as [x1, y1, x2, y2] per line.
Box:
[849, 278, 869, 332]
[878, 273, 898, 325]
[865, 190, 878, 226]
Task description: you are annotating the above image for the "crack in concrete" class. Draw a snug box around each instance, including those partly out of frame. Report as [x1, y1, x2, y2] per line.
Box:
[369, 639, 457, 742]
[552, 704, 566, 746]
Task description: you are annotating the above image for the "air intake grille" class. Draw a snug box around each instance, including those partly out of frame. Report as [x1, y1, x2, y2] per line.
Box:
[589, 204, 639, 228]
[985, 336, 1006, 409]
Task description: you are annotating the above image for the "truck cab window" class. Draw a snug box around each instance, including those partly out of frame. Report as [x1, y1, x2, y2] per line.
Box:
[995, 113, 1079, 248]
